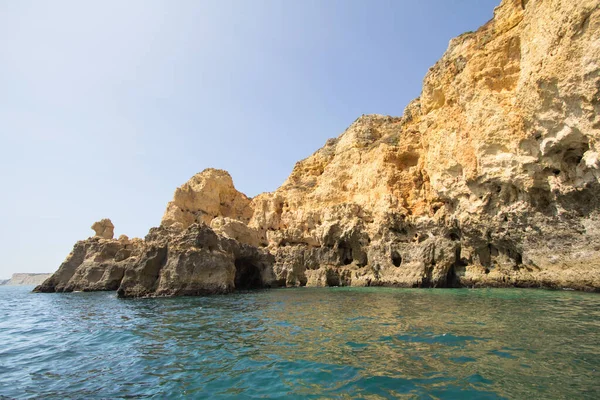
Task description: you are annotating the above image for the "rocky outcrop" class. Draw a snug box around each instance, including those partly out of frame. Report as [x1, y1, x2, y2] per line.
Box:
[34, 222, 275, 297]
[6, 273, 52, 286]
[210, 217, 264, 247]
[91, 219, 114, 239]
[36, 0, 600, 296]
[161, 169, 253, 231]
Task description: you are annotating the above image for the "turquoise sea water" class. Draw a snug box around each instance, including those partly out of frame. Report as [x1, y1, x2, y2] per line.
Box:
[0, 286, 599, 399]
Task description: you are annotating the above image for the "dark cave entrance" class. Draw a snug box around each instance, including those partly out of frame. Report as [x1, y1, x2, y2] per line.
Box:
[234, 258, 263, 290]
[339, 241, 353, 265]
[446, 247, 467, 288]
[391, 251, 402, 267]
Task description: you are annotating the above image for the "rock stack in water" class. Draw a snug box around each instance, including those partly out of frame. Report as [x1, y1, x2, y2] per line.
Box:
[36, 0, 600, 297]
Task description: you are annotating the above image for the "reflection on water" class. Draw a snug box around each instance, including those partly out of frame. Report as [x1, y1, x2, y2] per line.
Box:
[0, 286, 599, 398]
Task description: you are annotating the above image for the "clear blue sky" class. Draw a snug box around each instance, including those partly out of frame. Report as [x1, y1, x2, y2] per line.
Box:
[0, 0, 499, 278]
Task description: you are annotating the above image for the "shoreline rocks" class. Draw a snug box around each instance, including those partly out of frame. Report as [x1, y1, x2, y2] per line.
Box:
[34, 224, 276, 298]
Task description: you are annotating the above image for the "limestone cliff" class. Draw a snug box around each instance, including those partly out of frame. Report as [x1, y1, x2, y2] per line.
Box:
[246, 0, 600, 290]
[36, 0, 600, 297]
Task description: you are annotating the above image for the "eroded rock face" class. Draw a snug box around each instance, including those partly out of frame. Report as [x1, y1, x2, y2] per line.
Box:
[36, 0, 600, 296]
[240, 0, 600, 291]
[34, 235, 142, 293]
[161, 169, 253, 231]
[210, 217, 264, 248]
[35, 224, 276, 297]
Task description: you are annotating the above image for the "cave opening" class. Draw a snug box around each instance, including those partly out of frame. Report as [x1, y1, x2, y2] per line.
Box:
[326, 269, 341, 287]
[339, 241, 354, 265]
[446, 247, 467, 288]
[391, 251, 402, 267]
[564, 144, 589, 167]
[448, 232, 461, 241]
[234, 258, 263, 290]
[446, 265, 458, 288]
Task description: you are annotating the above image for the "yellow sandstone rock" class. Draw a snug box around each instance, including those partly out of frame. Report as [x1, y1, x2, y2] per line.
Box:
[91, 219, 114, 240]
[161, 168, 253, 230]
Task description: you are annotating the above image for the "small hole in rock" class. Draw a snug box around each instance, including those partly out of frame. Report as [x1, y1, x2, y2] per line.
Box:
[448, 232, 460, 241]
[391, 251, 402, 267]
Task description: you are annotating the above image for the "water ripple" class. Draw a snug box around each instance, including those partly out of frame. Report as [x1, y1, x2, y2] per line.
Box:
[0, 286, 599, 399]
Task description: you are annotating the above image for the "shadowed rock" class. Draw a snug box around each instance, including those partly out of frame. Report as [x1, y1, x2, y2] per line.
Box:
[35, 224, 276, 298]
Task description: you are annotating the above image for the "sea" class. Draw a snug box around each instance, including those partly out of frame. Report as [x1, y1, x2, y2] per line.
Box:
[0, 285, 598, 399]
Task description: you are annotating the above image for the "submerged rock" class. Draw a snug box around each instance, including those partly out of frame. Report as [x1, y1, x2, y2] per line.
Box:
[36, 0, 600, 296]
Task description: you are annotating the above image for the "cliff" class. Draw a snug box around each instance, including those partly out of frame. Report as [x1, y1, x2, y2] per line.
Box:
[7, 273, 52, 286]
[36, 0, 600, 297]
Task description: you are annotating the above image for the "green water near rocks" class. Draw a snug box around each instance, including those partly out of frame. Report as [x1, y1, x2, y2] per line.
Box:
[0, 286, 598, 399]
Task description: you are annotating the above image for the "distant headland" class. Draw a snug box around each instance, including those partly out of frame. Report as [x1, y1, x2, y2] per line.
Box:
[1, 273, 52, 286]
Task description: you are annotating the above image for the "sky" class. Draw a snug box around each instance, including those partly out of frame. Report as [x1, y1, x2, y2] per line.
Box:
[0, 0, 499, 279]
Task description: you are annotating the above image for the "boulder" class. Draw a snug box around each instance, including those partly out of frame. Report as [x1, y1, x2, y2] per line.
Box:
[91, 219, 114, 240]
